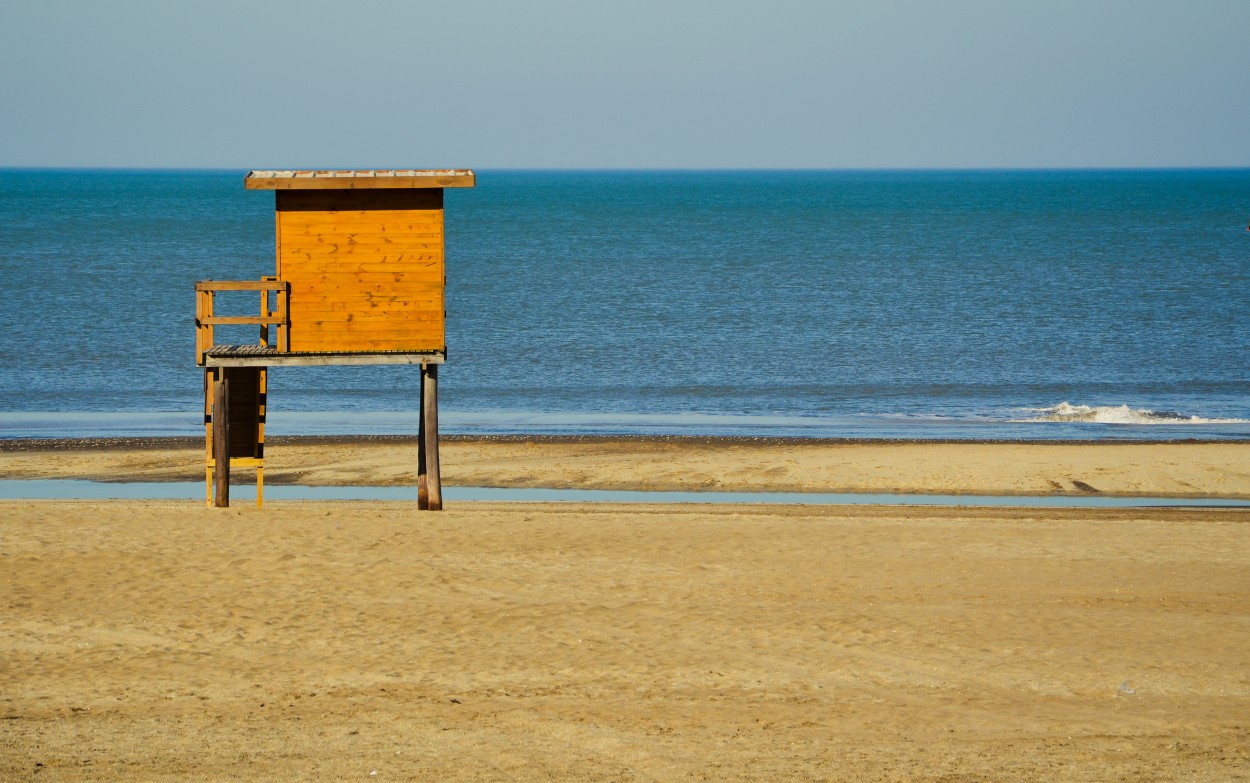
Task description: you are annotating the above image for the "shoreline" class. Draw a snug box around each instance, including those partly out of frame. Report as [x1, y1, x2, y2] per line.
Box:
[1, 432, 1246, 452]
[1, 435, 1247, 499]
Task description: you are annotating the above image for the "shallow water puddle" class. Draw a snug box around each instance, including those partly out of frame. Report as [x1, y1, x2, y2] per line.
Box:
[0, 480, 1247, 508]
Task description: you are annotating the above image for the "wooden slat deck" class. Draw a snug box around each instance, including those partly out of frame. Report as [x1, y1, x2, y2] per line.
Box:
[203, 345, 445, 367]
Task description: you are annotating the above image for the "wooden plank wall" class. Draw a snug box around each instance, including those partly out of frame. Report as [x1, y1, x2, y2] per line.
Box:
[276, 189, 445, 353]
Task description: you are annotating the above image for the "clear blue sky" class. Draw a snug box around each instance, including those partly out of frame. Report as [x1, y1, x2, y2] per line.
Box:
[2, 0, 1247, 169]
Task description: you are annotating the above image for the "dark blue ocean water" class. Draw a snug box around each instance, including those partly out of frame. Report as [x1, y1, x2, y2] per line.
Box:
[1, 169, 1248, 440]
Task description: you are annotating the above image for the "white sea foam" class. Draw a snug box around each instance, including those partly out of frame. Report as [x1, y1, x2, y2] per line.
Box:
[1016, 402, 1249, 425]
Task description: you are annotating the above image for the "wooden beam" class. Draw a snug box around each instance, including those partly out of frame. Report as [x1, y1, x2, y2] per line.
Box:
[292, 296, 444, 312]
[259, 288, 271, 347]
[256, 367, 266, 508]
[195, 289, 208, 365]
[205, 352, 445, 368]
[199, 315, 288, 326]
[287, 278, 443, 292]
[196, 280, 289, 292]
[298, 316, 445, 329]
[276, 285, 290, 352]
[285, 335, 444, 353]
[417, 369, 428, 510]
[204, 369, 214, 505]
[279, 242, 444, 257]
[280, 220, 444, 233]
[422, 363, 442, 511]
[213, 376, 230, 507]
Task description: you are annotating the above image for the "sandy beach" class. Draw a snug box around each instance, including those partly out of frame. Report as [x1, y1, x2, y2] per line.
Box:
[2, 436, 1250, 498]
[2, 438, 1249, 780]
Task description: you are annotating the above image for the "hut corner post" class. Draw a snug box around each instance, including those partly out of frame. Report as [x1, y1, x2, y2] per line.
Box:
[417, 362, 442, 511]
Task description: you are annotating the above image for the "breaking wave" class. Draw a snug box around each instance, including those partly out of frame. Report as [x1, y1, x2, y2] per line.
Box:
[1016, 402, 1249, 425]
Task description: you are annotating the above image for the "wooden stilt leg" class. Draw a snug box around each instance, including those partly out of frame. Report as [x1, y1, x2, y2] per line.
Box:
[213, 376, 231, 508]
[256, 367, 266, 508]
[417, 366, 429, 510]
[204, 369, 214, 507]
[423, 363, 443, 511]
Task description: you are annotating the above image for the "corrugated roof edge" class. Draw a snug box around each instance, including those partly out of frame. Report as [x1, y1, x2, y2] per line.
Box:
[245, 169, 476, 190]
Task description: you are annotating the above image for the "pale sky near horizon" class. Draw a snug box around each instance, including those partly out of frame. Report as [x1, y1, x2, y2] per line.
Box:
[2, 0, 1247, 169]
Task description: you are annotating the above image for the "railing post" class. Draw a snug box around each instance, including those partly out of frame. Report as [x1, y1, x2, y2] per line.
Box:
[195, 287, 216, 365]
[195, 289, 204, 364]
[277, 282, 290, 352]
[259, 287, 271, 347]
[204, 290, 214, 358]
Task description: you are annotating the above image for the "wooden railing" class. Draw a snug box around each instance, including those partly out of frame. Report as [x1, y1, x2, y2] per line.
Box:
[195, 279, 290, 365]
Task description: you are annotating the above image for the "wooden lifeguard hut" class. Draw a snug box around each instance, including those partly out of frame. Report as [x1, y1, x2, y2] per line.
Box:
[195, 169, 476, 509]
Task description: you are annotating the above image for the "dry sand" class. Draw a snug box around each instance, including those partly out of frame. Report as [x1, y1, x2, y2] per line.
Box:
[2, 436, 1250, 497]
[2, 439, 1249, 780]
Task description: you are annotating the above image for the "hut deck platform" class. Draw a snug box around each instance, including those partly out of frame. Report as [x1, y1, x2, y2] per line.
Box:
[204, 345, 445, 368]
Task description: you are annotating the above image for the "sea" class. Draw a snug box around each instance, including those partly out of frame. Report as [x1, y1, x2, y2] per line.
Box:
[2, 168, 1248, 441]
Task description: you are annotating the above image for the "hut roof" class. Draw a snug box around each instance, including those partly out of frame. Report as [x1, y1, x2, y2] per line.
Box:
[245, 169, 475, 190]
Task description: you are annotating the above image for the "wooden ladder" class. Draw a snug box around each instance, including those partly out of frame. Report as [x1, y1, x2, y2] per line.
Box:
[196, 279, 288, 507]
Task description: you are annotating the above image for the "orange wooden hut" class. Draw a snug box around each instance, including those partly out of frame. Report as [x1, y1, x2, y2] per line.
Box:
[195, 169, 476, 509]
